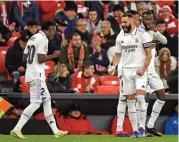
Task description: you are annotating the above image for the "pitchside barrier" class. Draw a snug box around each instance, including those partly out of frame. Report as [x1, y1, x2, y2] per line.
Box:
[0, 93, 178, 134]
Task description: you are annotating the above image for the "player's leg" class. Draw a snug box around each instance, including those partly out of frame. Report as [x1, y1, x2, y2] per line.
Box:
[146, 73, 166, 136]
[137, 75, 150, 128]
[11, 80, 41, 138]
[115, 77, 128, 137]
[135, 74, 148, 137]
[126, 94, 138, 137]
[122, 68, 138, 137]
[41, 81, 68, 137]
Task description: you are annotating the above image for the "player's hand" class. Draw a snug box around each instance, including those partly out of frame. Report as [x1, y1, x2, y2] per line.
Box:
[52, 50, 60, 58]
[136, 68, 146, 76]
[18, 66, 25, 73]
[108, 66, 116, 75]
[148, 22, 157, 32]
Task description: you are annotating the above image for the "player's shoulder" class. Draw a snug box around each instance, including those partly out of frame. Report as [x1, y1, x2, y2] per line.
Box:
[116, 30, 124, 39]
[136, 27, 146, 34]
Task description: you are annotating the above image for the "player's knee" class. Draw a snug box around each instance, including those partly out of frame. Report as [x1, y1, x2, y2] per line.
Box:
[127, 99, 136, 109]
[136, 95, 145, 106]
[30, 103, 41, 110]
[42, 97, 51, 105]
[155, 89, 167, 101]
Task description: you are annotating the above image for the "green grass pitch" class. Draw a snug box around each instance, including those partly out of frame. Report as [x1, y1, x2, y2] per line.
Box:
[0, 135, 178, 142]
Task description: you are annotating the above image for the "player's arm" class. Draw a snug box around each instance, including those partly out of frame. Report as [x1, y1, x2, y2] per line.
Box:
[112, 52, 121, 67]
[37, 38, 60, 64]
[142, 43, 152, 71]
[153, 31, 167, 44]
[38, 51, 60, 64]
[112, 34, 122, 67]
[22, 44, 29, 63]
[22, 53, 28, 63]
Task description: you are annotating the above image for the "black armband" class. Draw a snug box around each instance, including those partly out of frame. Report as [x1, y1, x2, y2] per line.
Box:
[143, 42, 150, 48]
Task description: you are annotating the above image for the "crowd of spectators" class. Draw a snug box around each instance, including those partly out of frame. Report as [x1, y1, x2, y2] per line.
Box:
[0, 1, 178, 93]
[0, 0, 177, 94]
[0, 0, 178, 135]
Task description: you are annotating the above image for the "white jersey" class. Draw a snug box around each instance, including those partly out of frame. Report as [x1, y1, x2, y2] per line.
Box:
[24, 31, 48, 82]
[139, 24, 167, 73]
[115, 26, 152, 68]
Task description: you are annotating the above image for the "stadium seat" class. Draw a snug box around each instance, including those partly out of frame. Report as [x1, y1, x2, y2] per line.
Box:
[12, 32, 21, 38]
[94, 86, 119, 95]
[0, 46, 9, 73]
[7, 72, 13, 81]
[45, 61, 55, 77]
[99, 76, 119, 86]
[101, 80, 120, 86]
[19, 76, 30, 94]
[7, 37, 18, 47]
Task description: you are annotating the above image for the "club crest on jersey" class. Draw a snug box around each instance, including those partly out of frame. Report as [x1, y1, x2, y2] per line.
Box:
[44, 46, 47, 52]
[135, 38, 139, 43]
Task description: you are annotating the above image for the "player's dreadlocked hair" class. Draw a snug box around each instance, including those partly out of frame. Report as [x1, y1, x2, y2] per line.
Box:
[41, 21, 56, 30]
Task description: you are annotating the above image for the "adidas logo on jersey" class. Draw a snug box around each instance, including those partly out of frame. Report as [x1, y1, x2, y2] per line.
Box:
[121, 40, 124, 43]
[141, 85, 145, 88]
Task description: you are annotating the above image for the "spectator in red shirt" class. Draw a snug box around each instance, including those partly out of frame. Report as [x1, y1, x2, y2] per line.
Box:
[160, 5, 178, 36]
[37, 1, 65, 23]
[71, 61, 99, 93]
[59, 103, 109, 135]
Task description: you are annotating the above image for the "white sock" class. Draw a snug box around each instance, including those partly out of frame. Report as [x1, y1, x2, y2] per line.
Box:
[14, 103, 40, 131]
[116, 100, 127, 132]
[137, 102, 148, 128]
[136, 95, 147, 129]
[136, 102, 140, 128]
[127, 99, 137, 132]
[43, 101, 59, 134]
[147, 99, 165, 128]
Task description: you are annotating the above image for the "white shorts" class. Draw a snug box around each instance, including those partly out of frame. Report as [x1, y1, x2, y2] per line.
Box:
[147, 71, 164, 93]
[120, 68, 147, 95]
[28, 79, 51, 104]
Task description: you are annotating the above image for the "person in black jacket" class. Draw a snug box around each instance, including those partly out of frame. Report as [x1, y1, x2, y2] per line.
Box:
[75, 19, 93, 45]
[47, 63, 74, 93]
[90, 35, 109, 75]
[156, 20, 172, 52]
[5, 30, 31, 92]
[107, 4, 124, 34]
[167, 67, 178, 94]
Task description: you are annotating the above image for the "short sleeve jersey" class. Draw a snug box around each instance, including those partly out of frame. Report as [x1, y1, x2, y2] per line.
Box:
[139, 24, 157, 73]
[24, 31, 48, 82]
[115, 26, 152, 68]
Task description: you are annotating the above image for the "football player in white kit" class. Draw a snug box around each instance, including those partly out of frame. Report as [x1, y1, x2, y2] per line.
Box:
[138, 11, 167, 137]
[109, 13, 152, 138]
[10, 21, 68, 138]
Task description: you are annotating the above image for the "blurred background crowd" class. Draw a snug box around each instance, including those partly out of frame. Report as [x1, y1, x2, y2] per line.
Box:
[0, 0, 178, 135]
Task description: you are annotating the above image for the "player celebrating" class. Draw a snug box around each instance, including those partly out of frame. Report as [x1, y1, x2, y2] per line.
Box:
[10, 21, 68, 139]
[109, 13, 152, 138]
[139, 11, 167, 137]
